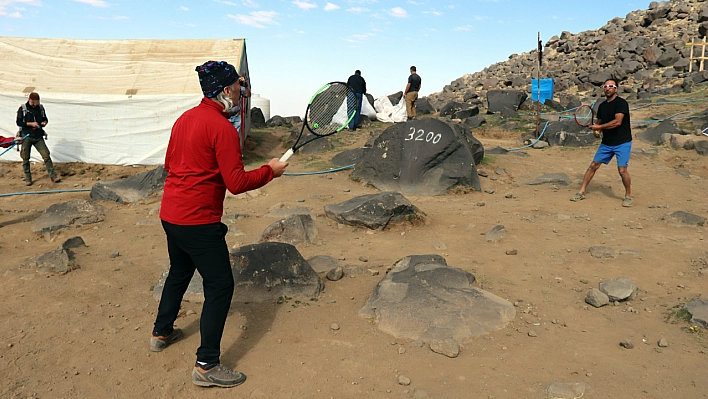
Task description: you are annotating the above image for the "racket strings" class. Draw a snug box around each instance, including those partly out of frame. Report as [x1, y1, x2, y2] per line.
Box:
[575, 106, 593, 126]
[307, 84, 356, 136]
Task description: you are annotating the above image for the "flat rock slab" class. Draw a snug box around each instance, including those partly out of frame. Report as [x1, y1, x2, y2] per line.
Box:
[256, 214, 319, 245]
[585, 288, 610, 308]
[599, 277, 639, 302]
[307, 255, 340, 273]
[545, 382, 588, 399]
[324, 192, 424, 230]
[154, 242, 323, 304]
[684, 298, 708, 329]
[31, 199, 106, 234]
[90, 165, 167, 203]
[359, 255, 515, 346]
[515, 172, 571, 186]
[662, 211, 706, 226]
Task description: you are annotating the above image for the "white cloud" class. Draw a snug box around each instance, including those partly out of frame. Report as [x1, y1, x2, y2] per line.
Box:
[388, 7, 407, 18]
[423, 10, 442, 16]
[214, 0, 238, 6]
[324, 2, 339, 11]
[241, 0, 258, 6]
[113, 15, 128, 19]
[454, 25, 472, 31]
[227, 10, 279, 28]
[0, 0, 41, 18]
[74, 0, 109, 7]
[346, 7, 368, 13]
[293, 0, 316, 10]
[178, 6, 189, 11]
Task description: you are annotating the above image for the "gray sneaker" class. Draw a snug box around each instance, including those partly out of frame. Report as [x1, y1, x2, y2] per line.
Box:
[192, 364, 247, 388]
[149, 328, 183, 352]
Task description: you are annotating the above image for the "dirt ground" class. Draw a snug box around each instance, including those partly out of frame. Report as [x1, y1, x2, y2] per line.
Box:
[1, 114, 707, 399]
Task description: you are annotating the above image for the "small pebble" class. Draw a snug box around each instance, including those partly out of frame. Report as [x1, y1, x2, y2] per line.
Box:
[359, 255, 368, 262]
[398, 376, 411, 386]
[330, 323, 340, 331]
[658, 338, 668, 348]
[505, 249, 518, 255]
[528, 331, 538, 337]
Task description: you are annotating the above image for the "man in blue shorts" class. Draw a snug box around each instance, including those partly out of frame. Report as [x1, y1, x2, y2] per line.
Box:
[571, 79, 633, 207]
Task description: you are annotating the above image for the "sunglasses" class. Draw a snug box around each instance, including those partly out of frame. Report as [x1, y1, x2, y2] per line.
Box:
[603, 84, 617, 89]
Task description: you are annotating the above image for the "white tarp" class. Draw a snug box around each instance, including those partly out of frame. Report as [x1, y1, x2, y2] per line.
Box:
[0, 36, 247, 165]
[374, 96, 407, 123]
[361, 97, 377, 118]
[0, 93, 201, 165]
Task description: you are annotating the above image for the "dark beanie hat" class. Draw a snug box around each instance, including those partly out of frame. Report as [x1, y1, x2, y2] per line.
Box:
[195, 60, 239, 98]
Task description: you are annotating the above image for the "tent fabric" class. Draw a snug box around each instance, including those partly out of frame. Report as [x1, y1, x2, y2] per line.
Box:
[374, 96, 407, 123]
[0, 37, 248, 165]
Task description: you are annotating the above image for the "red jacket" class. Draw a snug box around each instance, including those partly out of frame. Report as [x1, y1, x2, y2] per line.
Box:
[160, 98, 273, 225]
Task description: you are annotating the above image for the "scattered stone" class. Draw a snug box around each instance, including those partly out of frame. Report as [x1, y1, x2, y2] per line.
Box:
[505, 249, 518, 255]
[330, 323, 340, 331]
[528, 331, 538, 337]
[684, 298, 708, 329]
[599, 277, 639, 302]
[585, 288, 610, 308]
[90, 166, 167, 203]
[326, 267, 345, 281]
[486, 225, 506, 242]
[368, 269, 380, 276]
[620, 340, 634, 349]
[307, 255, 339, 273]
[109, 251, 120, 258]
[658, 338, 668, 348]
[359, 255, 369, 262]
[589, 246, 617, 258]
[429, 338, 460, 358]
[255, 214, 319, 246]
[515, 172, 571, 186]
[398, 376, 411, 386]
[662, 211, 706, 226]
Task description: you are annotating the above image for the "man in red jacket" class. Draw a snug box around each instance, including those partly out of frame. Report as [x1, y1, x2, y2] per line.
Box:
[150, 60, 288, 388]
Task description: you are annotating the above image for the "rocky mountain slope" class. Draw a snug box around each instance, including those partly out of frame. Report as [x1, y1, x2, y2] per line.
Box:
[427, 0, 708, 111]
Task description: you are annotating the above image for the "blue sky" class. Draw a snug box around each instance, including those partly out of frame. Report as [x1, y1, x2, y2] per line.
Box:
[1, 0, 650, 117]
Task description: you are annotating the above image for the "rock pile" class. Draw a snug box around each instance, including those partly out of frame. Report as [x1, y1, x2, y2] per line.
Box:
[426, 0, 708, 112]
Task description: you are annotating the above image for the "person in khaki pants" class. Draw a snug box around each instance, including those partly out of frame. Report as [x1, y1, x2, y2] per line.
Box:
[16, 92, 60, 186]
[404, 66, 421, 119]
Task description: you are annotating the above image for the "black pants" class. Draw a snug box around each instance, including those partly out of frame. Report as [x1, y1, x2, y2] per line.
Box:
[153, 221, 234, 365]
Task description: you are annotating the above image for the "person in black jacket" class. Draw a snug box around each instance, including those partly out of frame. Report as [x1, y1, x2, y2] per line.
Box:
[16, 92, 60, 186]
[346, 70, 366, 130]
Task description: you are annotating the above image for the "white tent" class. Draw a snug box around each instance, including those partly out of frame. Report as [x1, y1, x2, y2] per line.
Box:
[0, 37, 249, 165]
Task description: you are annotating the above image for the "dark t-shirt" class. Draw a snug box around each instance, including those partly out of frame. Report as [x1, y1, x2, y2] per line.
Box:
[597, 96, 631, 146]
[347, 74, 366, 94]
[407, 74, 421, 92]
[16, 103, 48, 139]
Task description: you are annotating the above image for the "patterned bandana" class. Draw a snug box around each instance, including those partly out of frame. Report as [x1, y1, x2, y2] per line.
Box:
[195, 61, 239, 98]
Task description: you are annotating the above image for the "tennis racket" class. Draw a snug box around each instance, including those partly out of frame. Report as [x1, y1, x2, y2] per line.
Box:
[279, 82, 357, 162]
[574, 104, 594, 127]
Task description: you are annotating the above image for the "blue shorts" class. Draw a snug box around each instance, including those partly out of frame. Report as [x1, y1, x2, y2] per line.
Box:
[593, 142, 632, 167]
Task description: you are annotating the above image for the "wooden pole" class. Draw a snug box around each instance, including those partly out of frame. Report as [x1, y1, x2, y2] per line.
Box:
[689, 38, 695, 73]
[535, 32, 541, 138]
[702, 37, 707, 72]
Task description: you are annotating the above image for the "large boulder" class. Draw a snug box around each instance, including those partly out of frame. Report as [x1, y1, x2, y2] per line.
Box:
[637, 119, 684, 144]
[154, 242, 324, 303]
[250, 107, 266, 128]
[324, 192, 424, 230]
[350, 119, 482, 195]
[543, 119, 598, 147]
[415, 97, 436, 115]
[486, 90, 527, 113]
[359, 255, 516, 346]
[90, 166, 168, 203]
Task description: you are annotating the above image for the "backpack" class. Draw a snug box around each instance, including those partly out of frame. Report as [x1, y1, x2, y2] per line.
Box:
[17, 103, 46, 137]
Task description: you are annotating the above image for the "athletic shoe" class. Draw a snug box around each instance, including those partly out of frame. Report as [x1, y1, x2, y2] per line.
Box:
[149, 328, 183, 352]
[622, 198, 633, 207]
[192, 364, 247, 388]
[570, 192, 585, 202]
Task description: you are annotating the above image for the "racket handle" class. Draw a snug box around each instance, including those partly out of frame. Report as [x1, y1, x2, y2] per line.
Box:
[279, 148, 294, 162]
